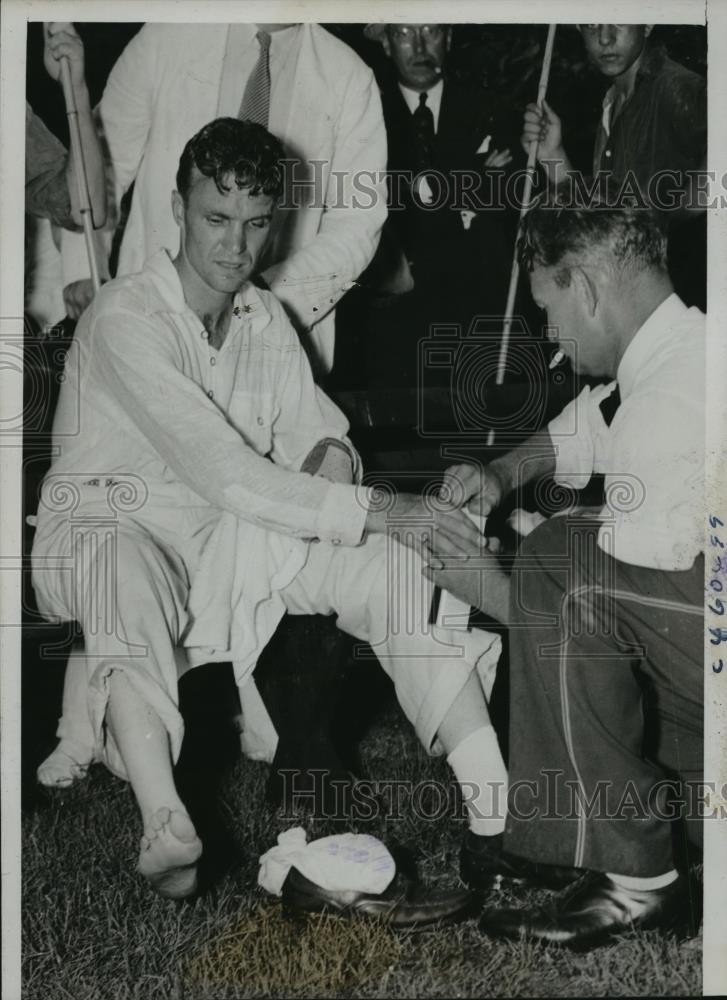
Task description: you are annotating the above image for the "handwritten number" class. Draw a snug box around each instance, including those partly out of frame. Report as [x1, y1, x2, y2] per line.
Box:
[714, 659, 724, 674]
[709, 515, 724, 529]
[709, 627, 727, 645]
[710, 534, 725, 549]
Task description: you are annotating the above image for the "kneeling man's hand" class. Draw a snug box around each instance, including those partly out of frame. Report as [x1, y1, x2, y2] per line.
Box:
[441, 462, 507, 517]
[424, 531, 509, 622]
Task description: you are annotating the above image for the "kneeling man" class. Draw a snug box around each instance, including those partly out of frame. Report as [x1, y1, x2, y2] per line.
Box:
[431, 195, 704, 948]
[32, 118, 505, 900]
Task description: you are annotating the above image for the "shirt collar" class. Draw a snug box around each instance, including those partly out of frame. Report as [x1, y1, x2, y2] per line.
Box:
[616, 293, 689, 398]
[144, 249, 271, 328]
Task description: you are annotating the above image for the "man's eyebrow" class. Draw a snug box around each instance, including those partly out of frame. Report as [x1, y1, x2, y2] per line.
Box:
[205, 209, 273, 221]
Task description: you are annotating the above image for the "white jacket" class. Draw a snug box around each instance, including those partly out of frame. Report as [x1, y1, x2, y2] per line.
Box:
[61, 23, 387, 372]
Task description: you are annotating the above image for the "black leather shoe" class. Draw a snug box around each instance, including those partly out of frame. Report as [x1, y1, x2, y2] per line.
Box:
[282, 866, 479, 928]
[460, 832, 584, 891]
[478, 871, 695, 951]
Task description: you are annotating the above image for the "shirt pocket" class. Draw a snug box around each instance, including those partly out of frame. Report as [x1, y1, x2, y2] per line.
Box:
[227, 390, 274, 456]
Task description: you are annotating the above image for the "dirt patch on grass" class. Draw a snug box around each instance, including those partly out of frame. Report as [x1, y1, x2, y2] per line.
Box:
[183, 903, 402, 998]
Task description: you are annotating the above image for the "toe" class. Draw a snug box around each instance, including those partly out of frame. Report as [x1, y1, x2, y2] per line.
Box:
[168, 810, 200, 845]
[150, 807, 171, 833]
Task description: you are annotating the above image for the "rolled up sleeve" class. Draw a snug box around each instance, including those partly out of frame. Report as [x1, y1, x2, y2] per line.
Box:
[548, 387, 598, 489]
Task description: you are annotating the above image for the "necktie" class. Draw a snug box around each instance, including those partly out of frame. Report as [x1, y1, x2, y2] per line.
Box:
[599, 385, 621, 427]
[412, 91, 435, 173]
[239, 30, 271, 126]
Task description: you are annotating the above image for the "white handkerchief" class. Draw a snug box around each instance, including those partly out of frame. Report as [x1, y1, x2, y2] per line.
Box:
[417, 174, 435, 205]
[508, 508, 548, 537]
[460, 210, 476, 231]
[258, 827, 396, 896]
[476, 134, 492, 155]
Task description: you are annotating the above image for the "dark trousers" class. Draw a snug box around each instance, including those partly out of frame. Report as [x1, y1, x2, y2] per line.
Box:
[504, 515, 703, 877]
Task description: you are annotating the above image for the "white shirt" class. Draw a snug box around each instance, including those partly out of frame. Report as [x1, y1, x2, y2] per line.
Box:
[41, 250, 368, 547]
[216, 24, 302, 119]
[548, 294, 704, 570]
[398, 78, 444, 133]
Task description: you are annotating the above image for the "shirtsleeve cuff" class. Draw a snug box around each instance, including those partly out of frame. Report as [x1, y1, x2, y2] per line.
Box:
[315, 482, 372, 547]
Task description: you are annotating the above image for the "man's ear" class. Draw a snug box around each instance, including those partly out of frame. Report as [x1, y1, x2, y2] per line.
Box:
[572, 265, 599, 317]
[445, 27, 452, 52]
[171, 189, 184, 229]
[381, 30, 392, 58]
[644, 25, 654, 39]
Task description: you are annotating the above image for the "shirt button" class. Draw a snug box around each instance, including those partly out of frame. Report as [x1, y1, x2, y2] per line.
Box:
[257, 416, 264, 425]
[331, 537, 341, 546]
[207, 390, 214, 399]
[210, 357, 216, 366]
[201, 330, 209, 340]
[605, 149, 612, 158]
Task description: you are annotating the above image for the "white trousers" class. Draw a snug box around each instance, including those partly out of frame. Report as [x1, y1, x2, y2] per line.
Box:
[35, 520, 501, 780]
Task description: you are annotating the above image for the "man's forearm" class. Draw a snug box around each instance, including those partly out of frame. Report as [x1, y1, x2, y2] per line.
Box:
[541, 152, 575, 190]
[67, 86, 107, 229]
[489, 430, 556, 500]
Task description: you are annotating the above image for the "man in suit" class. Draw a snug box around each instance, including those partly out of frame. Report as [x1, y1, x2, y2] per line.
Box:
[356, 23, 514, 389]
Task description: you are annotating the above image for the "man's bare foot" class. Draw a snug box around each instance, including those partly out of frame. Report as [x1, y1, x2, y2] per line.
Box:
[37, 740, 93, 788]
[138, 808, 202, 899]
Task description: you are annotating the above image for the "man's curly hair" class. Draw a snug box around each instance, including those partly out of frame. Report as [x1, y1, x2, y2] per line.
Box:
[176, 117, 285, 202]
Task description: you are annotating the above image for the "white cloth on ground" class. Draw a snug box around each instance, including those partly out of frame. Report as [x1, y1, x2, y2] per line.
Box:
[258, 827, 396, 896]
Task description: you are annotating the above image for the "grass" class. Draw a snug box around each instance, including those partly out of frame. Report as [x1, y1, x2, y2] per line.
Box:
[21, 699, 702, 1000]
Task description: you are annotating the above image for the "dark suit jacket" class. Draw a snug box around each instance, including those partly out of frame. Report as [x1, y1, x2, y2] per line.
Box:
[378, 75, 514, 310]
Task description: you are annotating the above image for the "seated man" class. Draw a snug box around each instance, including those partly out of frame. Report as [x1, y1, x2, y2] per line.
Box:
[31, 118, 505, 901]
[429, 195, 704, 948]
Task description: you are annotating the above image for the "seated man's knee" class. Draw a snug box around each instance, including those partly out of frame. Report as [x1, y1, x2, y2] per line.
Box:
[73, 528, 180, 629]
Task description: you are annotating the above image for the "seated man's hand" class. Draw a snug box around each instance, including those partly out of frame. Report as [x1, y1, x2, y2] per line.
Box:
[63, 278, 96, 319]
[441, 462, 507, 517]
[365, 491, 484, 557]
[301, 438, 354, 485]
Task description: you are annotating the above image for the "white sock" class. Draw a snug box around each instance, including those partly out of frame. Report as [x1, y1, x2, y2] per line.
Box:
[447, 725, 508, 836]
[606, 870, 679, 891]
